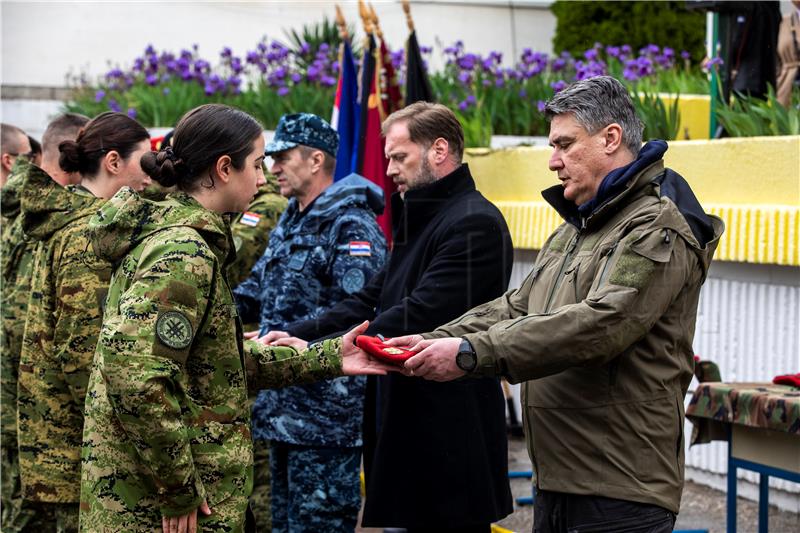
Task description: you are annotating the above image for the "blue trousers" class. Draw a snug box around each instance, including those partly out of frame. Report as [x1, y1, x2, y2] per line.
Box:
[269, 441, 362, 533]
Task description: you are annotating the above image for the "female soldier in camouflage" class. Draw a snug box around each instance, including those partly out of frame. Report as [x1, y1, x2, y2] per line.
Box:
[79, 104, 388, 533]
[16, 112, 151, 531]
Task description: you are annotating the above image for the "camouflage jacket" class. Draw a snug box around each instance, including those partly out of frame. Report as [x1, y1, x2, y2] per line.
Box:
[235, 174, 386, 447]
[80, 189, 343, 532]
[16, 169, 109, 503]
[0, 158, 38, 454]
[228, 175, 287, 287]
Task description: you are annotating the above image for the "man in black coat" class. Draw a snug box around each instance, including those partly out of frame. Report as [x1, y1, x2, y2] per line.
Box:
[266, 102, 514, 531]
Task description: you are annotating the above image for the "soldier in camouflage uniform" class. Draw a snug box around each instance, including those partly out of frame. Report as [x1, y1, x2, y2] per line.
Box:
[79, 104, 390, 533]
[1, 156, 41, 531]
[228, 173, 287, 287]
[2, 116, 88, 532]
[234, 113, 387, 532]
[14, 112, 151, 532]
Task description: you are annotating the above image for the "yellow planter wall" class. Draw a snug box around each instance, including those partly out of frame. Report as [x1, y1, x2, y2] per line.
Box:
[660, 93, 711, 141]
[465, 136, 800, 266]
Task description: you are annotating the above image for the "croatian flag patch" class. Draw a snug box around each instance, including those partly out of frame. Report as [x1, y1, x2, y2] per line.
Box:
[349, 241, 372, 256]
[240, 212, 261, 227]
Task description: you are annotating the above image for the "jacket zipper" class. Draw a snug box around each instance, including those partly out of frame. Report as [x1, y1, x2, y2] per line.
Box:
[543, 232, 580, 313]
[596, 241, 619, 289]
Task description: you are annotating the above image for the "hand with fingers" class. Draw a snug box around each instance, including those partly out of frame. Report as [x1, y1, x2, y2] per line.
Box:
[268, 336, 308, 351]
[342, 321, 402, 376]
[258, 330, 290, 344]
[243, 330, 260, 340]
[402, 337, 464, 381]
[162, 500, 211, 533]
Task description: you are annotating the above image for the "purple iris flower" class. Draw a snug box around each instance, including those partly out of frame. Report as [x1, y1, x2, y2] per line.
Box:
[321, 76, 336, 87]
[221, 47, 232, 58]
[291, 72, 302, 83]
[163, 87, 171, 95]
[204, 82, 215, 96]
[458, 71, 471, 85]
[127, 108, 137, 119]
[495, 78, 504, 88]
[94, 90, 106, 102]
[108, 99, 121, 112]
[145, 44, 156, 55]
[458, 100, 469, 111]
[681, 50, 691, 60]
[551, 80, 567, 93]
[300, 42, 311, 55]
[519, 88, 527, 98]
[584, 48, 599, 61]
[551, 58, 566, 72]
[606, 46, 621, 58]
[145, 74, 159, 86]
[458, 53, 477, 70]
[707, 56, 724, 67]
[537, 100, 546, 113]
[466, 94, 476, 105]
[277, 86, 290, 96]
[319, 43, 330, 53]
[420, 46, 433, 55]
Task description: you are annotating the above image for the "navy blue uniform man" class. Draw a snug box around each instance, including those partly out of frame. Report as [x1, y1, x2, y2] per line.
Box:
[234, 113, 387, 533]
[264, 103, 514, 531]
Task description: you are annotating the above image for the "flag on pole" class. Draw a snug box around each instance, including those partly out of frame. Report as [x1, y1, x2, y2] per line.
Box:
[405, 29, 434, 105]
[356, 33, 394, 243]
[332, 39, 359, 181]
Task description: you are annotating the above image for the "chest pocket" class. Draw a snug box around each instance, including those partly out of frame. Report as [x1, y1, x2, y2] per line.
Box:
[286, 233, 332, 277]
[561, 251, 595, 305]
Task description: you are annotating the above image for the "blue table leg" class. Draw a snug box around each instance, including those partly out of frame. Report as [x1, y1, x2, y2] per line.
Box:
[758, 473, 769, 533]
[727, 440, 737, 533]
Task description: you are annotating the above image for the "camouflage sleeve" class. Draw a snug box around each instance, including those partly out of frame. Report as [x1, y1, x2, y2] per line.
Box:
[328, 212, 388, 297]
[53, 229, 111, 403]
[97, 234, 214, 516]
[243, 337, 343, 392]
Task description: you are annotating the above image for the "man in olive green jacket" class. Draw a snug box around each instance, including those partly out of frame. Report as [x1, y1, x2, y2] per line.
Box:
[391, 76, 724, 532]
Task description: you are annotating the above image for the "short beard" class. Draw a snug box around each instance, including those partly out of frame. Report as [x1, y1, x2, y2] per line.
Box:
[407, 150, 438, 193]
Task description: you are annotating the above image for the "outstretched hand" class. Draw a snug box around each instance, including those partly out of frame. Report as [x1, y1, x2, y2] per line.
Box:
[341, 321, 401, 376]
[259, 330, 290, 344]
[269, 336, 308, 351]
[403, 337, 465, 382]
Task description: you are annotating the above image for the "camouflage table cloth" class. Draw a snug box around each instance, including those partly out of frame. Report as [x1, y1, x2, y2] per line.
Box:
[687, 382, 800, 445]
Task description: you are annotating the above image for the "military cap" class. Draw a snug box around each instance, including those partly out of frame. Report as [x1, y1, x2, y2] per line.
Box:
[264, 113, 339, 157]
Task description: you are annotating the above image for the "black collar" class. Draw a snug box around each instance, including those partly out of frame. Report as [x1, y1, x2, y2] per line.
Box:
[391, 163, 475, 232]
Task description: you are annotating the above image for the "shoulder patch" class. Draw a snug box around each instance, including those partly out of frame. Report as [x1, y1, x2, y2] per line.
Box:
[156, 310, 194, 350]
[348, 241, 371, 256]
[240, 212, 261, 227]
[341, 268, 366, 294]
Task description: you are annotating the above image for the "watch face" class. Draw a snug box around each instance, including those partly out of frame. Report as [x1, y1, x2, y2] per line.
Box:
[456, 350, 476, 372]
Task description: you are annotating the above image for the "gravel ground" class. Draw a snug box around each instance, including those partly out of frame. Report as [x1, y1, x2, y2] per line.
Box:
[496, 435, 800, 533]
[359, 435, 800, 533]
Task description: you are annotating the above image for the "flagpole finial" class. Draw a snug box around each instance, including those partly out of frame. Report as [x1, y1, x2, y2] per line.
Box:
[358, 0, 373, 34]
[401, 0, 414, 32]
[369, 3, 383, 40]
[335, 4, 349, 40]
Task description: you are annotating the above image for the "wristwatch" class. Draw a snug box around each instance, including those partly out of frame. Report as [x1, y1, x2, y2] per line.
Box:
[455, 338, 477, 373]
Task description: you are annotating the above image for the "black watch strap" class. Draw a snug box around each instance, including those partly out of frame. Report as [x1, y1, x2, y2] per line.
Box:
[456, 338, 477, 372]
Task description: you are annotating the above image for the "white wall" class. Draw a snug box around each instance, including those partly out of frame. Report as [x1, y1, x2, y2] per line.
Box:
[1, 0, 555, 88]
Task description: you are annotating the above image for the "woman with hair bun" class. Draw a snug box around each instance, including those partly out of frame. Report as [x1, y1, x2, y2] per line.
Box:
[79, 103, 390, 533]
[16, 111, 150, 530]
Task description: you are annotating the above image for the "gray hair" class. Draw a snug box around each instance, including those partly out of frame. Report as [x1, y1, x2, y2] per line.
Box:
[544, 76, 644, 155]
